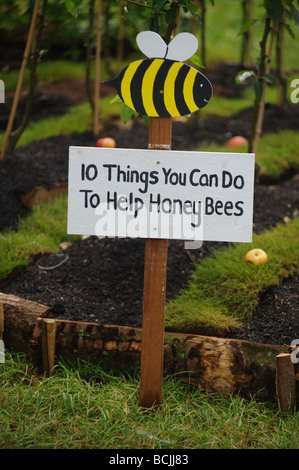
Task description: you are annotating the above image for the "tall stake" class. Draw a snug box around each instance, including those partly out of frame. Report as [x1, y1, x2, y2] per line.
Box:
[139, 117, 172, 409]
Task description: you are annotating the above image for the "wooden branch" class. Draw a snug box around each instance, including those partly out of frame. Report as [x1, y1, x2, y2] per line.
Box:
[117, 0, 125, 72]
[85, 0, 96, 112]
[93, 0, 102, 135]
[125, 0, 152, 9]
[5, 0, 48, 155]
[252, 20, 277, 155]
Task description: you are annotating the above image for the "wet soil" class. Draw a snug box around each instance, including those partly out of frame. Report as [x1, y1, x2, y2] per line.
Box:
[0, 64, 298, 346]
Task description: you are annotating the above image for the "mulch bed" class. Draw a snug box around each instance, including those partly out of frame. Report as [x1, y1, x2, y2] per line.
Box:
[0, 64, 298, 346]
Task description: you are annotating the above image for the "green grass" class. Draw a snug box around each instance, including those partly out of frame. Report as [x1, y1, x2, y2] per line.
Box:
[0, 60, 85, 93]
[0, 196, 78, 282]
[165, 218, 299, 335]
[0, 58, 117, 93]
[0, 96, 122, 149]
[1, 352, 298, 449]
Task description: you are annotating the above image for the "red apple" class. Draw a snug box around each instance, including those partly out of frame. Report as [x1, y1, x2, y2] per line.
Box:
[96, 137, 116, 148]
[227, 136, 248, 148]
[245, 248, 268, 265]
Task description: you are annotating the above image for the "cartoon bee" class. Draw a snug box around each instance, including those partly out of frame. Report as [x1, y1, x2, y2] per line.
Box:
[105, 31, 213, 118]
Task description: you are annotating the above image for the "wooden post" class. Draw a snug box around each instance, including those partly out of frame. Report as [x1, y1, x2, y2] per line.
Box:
[276, 353, 296, 412]
[0, 302, 4, 363]
[41, 318, 57, 376]
[139, 117, 172, 408]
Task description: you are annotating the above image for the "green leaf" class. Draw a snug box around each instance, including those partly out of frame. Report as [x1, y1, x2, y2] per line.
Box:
[238, 19, 257, 35]
[120, 104, 139, 124]
[254, 79, 263, 103]
[109, 95, 122, 106]
[165, 7, 177, 25]
[262, 73, 275, 84]
[266, 0, 284, 19]
[284, 23, 296, 38]
[149, 14, 159, 32]
[65, 0, 79, 17]
[287, 1, 299, 25]
[235, 70, 255, 84]
[189, 54, 204, 68]
[142, 115, 150, 127]
[153, 0, 166, 14]
[185, 0, 199, 16]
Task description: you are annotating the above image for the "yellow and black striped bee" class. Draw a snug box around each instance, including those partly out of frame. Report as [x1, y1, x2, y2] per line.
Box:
[105, 31, 213, 118]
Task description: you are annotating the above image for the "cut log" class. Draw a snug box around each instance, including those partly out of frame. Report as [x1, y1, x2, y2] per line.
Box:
[0, 292, 50, 352]
[1, 292, 297, 402]
[29, 316, 293, 402]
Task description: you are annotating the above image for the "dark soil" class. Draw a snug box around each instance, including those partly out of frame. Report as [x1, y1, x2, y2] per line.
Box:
[0, 64, 298, 346]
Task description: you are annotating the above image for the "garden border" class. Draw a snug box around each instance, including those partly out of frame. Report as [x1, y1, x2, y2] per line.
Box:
[1, 292, 298, 410]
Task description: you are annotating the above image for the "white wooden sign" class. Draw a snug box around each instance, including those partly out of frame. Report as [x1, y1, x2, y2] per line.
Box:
[67, 147, 255, 243]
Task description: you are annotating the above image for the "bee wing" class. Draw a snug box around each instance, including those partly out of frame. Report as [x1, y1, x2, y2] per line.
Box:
[136, 31, 168, 59]
[166, 33, 198, 62]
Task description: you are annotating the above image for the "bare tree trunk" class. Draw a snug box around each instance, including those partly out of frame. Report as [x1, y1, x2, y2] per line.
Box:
[85, 0, 95, 112]
[93, 0, 102, 135]
[117, 0, 124, 72]
[240, 0, 254, 67]
[199, 0, 206, 68]
[102, 0, 114, 78]
[0, 0, 40, 160]
[249, 18, 276, 155]
[276, 21, 287, 107]
[6, 0, 48, 155]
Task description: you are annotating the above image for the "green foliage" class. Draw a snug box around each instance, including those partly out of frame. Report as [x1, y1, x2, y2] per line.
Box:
[131, 0, 203, 41]
[235, 0, 298, 104]
[64, 0, 80, 16]
[0, 0, 30, 32]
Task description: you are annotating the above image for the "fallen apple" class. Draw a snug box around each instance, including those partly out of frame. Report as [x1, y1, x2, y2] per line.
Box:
[245, 248, 268, 265]
[96, 137, 116, 148]
[227, 136, 248, 147]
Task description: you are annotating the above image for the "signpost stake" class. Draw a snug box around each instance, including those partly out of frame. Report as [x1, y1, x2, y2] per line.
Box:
[139, 117, 172, 409]
[41, 318, 57, 376]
